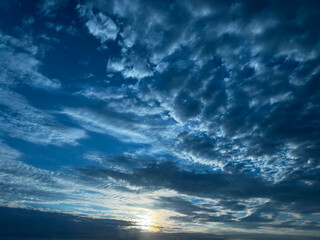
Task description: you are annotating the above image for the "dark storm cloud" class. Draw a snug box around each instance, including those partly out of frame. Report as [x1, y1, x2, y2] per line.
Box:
[174, 90, 203, 121]
[154, 196, 216, 216]
[239, 72, 320, 163]
[272, 220, 320, 231]
[218, 200, 246, 211]
[176, 131, 219, 161]
[270, 168, 320, 214]
[76, 159, 320, 217]
[240, 202, 279, 223]
[76, 161, 268, 199]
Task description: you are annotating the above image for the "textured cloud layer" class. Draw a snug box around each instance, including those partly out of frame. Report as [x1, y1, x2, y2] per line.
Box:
[0, 0, 319, 239]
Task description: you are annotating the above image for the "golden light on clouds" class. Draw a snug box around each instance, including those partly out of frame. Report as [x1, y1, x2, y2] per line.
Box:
[135, 209, 159, 232]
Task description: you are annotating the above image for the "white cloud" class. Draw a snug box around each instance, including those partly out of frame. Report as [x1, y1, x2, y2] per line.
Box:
[0, 90, 86, 146]
[107, 99, 166, 118]
[61, 107, 152, 144]
[120, 26, 137, 49]
[86, 13, 118, 43]
[0, 32, 61, 89]
[107, 56, 153, 79]
[106, 58, 125, 72]
[77, 87, 125, 101]
[0, 141, 21, 162]
[77, 4, 118, 43]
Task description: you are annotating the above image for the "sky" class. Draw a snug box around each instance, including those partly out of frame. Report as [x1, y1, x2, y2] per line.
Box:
[0, 0, 320, 239]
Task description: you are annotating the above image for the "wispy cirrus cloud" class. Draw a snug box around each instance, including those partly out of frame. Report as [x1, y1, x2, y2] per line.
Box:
[0, 32, 61, 89]
[38, 0, 68, 16]
[0, 89, 86, 146]
[61, 107, 153, 144]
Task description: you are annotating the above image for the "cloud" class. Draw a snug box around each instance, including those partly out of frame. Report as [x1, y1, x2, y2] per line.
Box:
[0, 141, 21, 162]
[86, 13, 118, 43]
[38, 0, 68, 16]
[1, 0, 320, 237]
[0, 32, 61, 89]
[75, 159, 320, 219]
[77, 86, 125, 101]
[107, 55, 153, 79]
[0, 90, 86, 146]
[77, 4, 119, 43]
[174, 90, 203, 121]
[76, 161, 267, 200]
[61, 107, 153, 144]
[44, 21, 78, 36]
[155, 196, 216, 216]
[0, 154, 69, 203]
[0, 142, 70, 204]
[46, 0, 320, 226]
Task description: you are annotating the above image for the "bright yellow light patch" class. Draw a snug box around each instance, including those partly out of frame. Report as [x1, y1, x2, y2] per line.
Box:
[135, 209, 157, 231]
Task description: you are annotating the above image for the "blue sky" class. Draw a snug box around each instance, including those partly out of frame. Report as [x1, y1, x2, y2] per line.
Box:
[0, 0, 320, 239]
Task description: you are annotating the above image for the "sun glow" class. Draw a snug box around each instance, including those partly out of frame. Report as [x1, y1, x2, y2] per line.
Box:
[135, 209, 158, 232]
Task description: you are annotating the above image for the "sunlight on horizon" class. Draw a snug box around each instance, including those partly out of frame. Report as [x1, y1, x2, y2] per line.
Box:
[135, 209, 159, 232]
